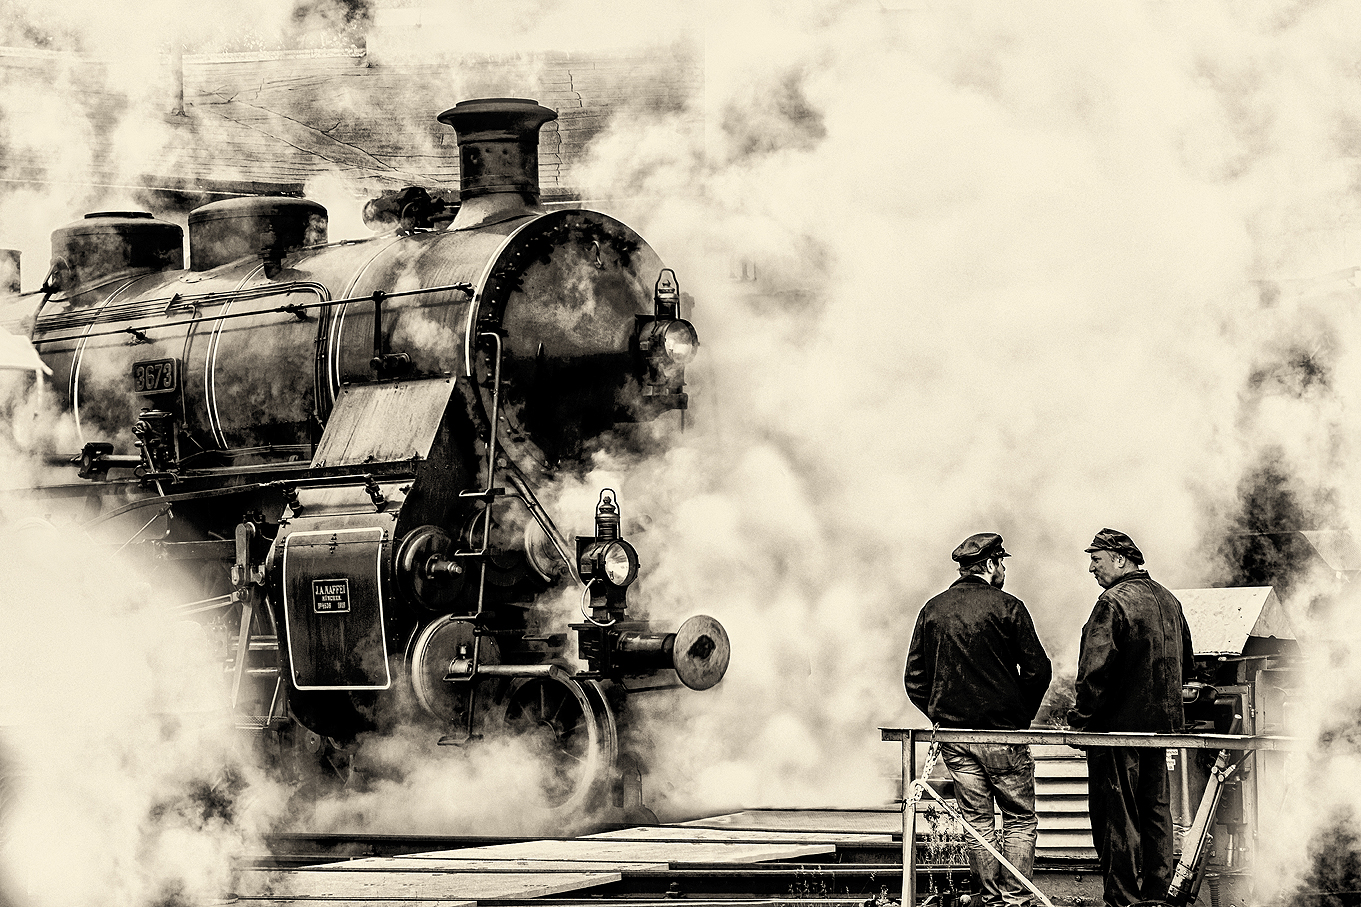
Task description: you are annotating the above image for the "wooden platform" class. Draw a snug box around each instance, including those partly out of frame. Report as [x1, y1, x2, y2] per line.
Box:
[232, 812, 896, 905]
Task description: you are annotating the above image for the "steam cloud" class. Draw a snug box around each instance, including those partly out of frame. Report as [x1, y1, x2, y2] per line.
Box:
[567, 3, 1361, 900]
[4, 1, 1361, 904]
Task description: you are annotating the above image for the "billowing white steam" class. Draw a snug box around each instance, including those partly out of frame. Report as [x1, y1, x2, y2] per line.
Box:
[0, 516, 277, 907]
[565, 3, 1361, 896]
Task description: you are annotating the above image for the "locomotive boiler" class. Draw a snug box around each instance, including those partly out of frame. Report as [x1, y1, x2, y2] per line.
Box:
[0, 97, 729, 816]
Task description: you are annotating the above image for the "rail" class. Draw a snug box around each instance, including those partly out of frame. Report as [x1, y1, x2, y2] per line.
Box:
[880, 726, 1301, 907]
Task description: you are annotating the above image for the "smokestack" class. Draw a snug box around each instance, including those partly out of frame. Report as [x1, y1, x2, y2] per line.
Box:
[437, 98, 557, 231]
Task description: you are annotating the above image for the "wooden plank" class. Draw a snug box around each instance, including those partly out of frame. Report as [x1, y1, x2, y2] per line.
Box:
[308, 858, 668, 872]
[586, 826, 893, 844]
[684, 809, 901, 835]
[397, 839, 836, 864]
[238, 869, 620, 900]
[236, 901, 473, 907]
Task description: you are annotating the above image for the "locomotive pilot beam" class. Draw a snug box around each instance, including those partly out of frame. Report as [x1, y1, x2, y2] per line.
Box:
[0, 97, 729, 818]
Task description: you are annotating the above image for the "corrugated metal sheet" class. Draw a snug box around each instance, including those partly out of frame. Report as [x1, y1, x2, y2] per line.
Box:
[1034, 744, 1095, 858]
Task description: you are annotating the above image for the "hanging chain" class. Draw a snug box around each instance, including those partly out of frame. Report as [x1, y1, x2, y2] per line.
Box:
[910, 725, 943, 804]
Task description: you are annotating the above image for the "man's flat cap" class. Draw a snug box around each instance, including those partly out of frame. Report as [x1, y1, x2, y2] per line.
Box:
[952, 532, 1010, 566]
[1084, 528, 1144, 564]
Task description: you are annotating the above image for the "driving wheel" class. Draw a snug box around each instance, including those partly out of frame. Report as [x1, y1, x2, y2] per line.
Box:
[502, 670, 617, 813]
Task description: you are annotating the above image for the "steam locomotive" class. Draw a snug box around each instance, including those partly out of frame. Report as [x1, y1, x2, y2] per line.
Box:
[0, 98, 730, 816]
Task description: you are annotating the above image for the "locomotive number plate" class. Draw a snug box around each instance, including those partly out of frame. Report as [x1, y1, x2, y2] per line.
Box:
[132, 358, 178, 395]
[312, 578, 352, 614]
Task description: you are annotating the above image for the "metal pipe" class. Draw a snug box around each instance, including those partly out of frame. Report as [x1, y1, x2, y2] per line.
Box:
[475, 664, 572, 684]
[908, 778, 1055, 907]
[170, 41, 185, 116]
[172, 594, 236, 615]
[505, 471, 583, 586]
[881, 727, 1299, 752]
[465, 330, 504, 622]
[33, 281, 474, 346]
[479, 331, 502, 506]
[903, 728, 916, 907]
[114, 504, 172, 554]
[1179, 748, 1194, 827]
[371, 290, 385, 365]
[1167, 750, 1240, 904]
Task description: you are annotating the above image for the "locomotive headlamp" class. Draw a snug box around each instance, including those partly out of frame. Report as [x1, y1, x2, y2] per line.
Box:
[643, 269, 699, 367]
[650, 319, 700, 370]
[599, 539, 639, 588]
[576, 490, 641, 595]
[626, 269, 699, 419]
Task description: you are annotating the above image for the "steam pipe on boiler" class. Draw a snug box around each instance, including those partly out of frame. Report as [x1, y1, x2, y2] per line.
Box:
[504, 470, 584, 587]
[33, 281, 474, 346]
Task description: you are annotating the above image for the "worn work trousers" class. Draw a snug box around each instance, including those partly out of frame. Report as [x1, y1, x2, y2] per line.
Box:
[1085, 746, 1174, 907]
[939, 742, 1039, 907]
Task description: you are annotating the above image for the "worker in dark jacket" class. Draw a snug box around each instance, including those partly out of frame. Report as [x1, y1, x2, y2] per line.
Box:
[1067, 528, 1195, 907]
[905, 533, 1052, 907]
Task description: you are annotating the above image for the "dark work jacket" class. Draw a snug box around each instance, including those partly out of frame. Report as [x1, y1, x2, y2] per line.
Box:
[904, 575, 1053, 729]
[1067, 572, 1194, 733]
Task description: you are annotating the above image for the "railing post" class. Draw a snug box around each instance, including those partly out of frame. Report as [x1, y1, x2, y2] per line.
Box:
[903, 728, 917, 906]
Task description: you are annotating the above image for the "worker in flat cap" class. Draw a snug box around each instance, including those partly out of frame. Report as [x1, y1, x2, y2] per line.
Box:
[1067, 529, 1195, 907]
[905, 533, 1052, 907]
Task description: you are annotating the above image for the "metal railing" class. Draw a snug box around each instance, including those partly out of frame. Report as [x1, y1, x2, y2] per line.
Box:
[880, 727, 1300, 907]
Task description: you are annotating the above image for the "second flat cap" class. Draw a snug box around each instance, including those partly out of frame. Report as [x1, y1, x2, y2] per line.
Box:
[1084, 528, 1144, 564]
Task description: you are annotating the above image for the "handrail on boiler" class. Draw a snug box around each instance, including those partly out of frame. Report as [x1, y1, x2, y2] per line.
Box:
[879, 726, 1301, 907]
